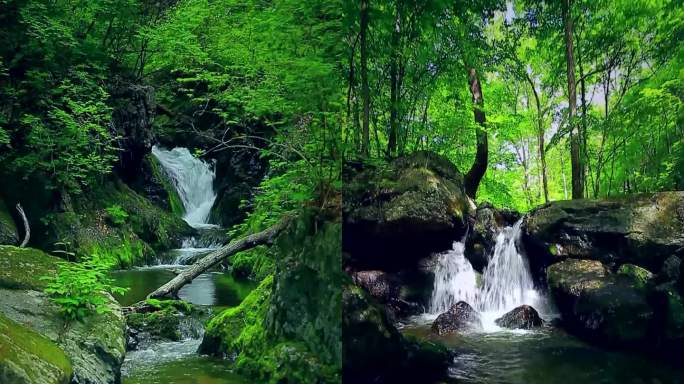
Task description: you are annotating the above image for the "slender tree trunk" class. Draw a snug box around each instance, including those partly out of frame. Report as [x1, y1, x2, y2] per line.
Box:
[360, 0, 370, 158]
[148, 218, 291, 299]
[525, 73, 548, 203]
[563, 0, 583, 199]
[464, 67, 488, 199]
[388, 6, 400, 157]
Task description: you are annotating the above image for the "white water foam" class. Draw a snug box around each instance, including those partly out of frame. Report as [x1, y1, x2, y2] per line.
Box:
[151, 146, 217, 228]
[427, 219, 548, 332]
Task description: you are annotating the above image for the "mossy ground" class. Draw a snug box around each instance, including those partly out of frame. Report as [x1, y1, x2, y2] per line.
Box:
[0, 313, 73, 384]
[0, 245, 59, 290]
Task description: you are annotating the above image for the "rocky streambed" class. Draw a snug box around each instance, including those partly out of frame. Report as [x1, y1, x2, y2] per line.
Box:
[343, 152, 684, 383]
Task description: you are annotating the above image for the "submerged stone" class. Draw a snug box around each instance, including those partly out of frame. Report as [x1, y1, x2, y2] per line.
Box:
[431, 301, 482, 335]
[495, 305, 543, 329]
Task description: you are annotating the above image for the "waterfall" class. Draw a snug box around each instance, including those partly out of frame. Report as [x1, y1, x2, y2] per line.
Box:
[429, 241, 479, 314]
[151, 146, 217, 228]
[428, 219, 543, 331]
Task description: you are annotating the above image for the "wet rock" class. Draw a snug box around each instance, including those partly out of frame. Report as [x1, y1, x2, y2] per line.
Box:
[351, 270, 399, 302]
[0, 199, 18, 246]
[344, 151, 472, 271]
[660, 255, 681, 283]
[125, 300, 204, 350]
[343, 280, 449, 383]
[431, 301, 482, 335]
[523, 192, 684, 273]
[110, 82, 156, 184]
[495, 305, 543, 329]
[0, 246, 126, 384]
[465, 203, 521, 273]
[547, 259, 654, 346]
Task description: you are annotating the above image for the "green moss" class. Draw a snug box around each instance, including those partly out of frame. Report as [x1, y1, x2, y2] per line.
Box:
[203, 211, 342, 383]
[43, 180, 192, 267]
[230, 246, 274, 280]
[617, 264, 654, 288]
[0, 313, 72, 384]
[0, 246, 59, 290]
[148, 155, 185, 217]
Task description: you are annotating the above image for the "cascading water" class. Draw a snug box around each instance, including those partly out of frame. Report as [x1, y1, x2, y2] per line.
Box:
[428, 219, 544, 331]
[151, 146, 217, 228]
[429, 241, 479, 314]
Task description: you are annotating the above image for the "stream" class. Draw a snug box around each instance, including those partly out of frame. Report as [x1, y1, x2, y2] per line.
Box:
[401, 220, 684, 384]
[111, 146, 253, 384]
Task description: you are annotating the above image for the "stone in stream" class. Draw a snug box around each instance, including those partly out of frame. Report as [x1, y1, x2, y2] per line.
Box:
[495, 305, 543, 329]
[431, 301, 482, 335]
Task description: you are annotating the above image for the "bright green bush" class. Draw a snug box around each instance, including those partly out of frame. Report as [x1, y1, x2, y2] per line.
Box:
[42, 256, 128, 321]
[105, 204, 129, 226]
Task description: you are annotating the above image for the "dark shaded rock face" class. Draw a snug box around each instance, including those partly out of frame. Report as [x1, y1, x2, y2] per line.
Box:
[431, 301, 482, 335]
[466, 203, 521, 273]
[547, 259, 655, 346]
[351, 270, 426, 320]
[495, 305, 543, 329]
[0, 199, 18, 245]
[523, 192, 684, 275]
[110, 82, 156, 184]
[343, 280, 449, 384]
[352, 270, 399, 302]
[344, 151, 472, 271]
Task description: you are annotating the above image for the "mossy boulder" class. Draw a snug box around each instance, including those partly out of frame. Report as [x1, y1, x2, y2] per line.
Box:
[343, 279, 449, 383]
[0, 313, 73, 384]
[0, 246, 126, 384]
[201, 211, 342, 383]
[523, 192, 684, 274]
[547, 259, 655, 346]
[344, 151, 471, 271]
[42, 180, 193, 268]
[0, 199, 18, 245]
[126, 299, 203, 349]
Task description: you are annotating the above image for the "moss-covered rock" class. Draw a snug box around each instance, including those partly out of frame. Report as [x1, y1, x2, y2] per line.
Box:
[523, 192, 684, 273]
[126, 299, 203, 347]
[548, 259, 655, 346]
[201, 211, 342, 383]
[343, 279, 449, 383]
[0, 246, 126, 384]
[0, 313, 73, 384]
[344, 151, 471, 271]
[0, 199, 18, 246]
[0, 246, 59, 290]
[617, 263, 654, 288]
[42, 180, 193, 267]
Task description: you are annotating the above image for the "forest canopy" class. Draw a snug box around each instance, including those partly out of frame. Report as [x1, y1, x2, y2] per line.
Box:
[342, 0, 684, 211]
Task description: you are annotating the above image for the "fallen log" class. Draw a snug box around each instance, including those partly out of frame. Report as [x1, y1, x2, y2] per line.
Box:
[147, 216, 292, 299]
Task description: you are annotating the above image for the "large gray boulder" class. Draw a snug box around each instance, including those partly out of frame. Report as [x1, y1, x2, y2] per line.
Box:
[431, 301, 482, 335]
[0, 246, 126, 384]
[547, 259, 655, 346]
[523, 192, 684, 274]
[344, 151, 472, 270]
[495, 305, 543, 330]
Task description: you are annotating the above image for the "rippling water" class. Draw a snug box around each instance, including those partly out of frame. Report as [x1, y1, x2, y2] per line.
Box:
[401, 320, 684, 384]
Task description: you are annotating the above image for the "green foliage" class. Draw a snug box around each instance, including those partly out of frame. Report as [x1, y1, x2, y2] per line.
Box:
[105, 204, 129, 226]
[42, 256, 128, 321]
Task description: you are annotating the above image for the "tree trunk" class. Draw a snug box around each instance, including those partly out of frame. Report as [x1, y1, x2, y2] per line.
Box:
[464, 67, 488, 199]
[147, 218, 291, 299]
[360, 0, 370, 158]
[388, 6, 400, 157]
[525, 73, 548, 203]
[563, 0, 583, 199]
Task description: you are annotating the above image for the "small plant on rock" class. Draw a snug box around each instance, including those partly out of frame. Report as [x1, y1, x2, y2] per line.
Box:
[105, 204, 128, 226]
[42, 256, 128, 321]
